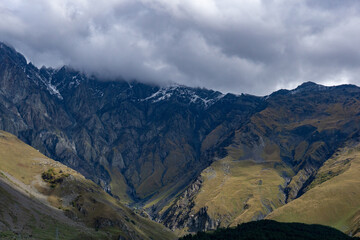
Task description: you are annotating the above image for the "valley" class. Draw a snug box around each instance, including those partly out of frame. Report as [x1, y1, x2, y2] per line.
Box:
[1, 42, 360, 238]
[0, 130, 175, 239]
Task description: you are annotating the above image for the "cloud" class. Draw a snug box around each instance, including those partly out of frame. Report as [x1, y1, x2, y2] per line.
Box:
[1, 0, 360, 95]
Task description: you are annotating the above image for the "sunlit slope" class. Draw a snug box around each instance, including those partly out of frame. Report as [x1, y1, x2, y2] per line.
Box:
[0, 131, 175, 240]
[159, 137, 294, 235]
[193, 160, 289, 225]
[198, 139, 293, 222]
[0, 175, 94, 239]
[267, 142, 360, 237]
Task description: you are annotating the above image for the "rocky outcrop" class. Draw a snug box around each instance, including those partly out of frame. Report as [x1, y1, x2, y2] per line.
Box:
[158, 178, 203, 231]
[187, 206, 220, 232]
[157, 176, 221, 232]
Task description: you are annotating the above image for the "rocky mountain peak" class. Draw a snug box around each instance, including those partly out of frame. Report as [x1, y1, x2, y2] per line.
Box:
[0, 42, 27, 67]
[291, 81, 329, 93]
[48, 66, 87, 93]
[268, 81, 330, 98]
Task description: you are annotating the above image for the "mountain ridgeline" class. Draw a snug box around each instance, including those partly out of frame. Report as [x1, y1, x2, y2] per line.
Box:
[1, 42, 360, 237]
[0, 42, 265, 207]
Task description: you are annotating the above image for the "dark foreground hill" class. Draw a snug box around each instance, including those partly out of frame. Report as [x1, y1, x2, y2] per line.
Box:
[180, 220, 357, 240]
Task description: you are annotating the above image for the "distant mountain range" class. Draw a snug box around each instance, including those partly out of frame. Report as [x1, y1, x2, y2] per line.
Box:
[1, 42, 360, 238]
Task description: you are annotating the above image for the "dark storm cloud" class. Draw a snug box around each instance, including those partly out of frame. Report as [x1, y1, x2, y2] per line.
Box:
[1, 0, 360, 95]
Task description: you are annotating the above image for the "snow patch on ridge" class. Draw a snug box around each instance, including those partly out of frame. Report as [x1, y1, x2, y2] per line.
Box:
[142, 85, 224, 108]
[33, 71, 63, 100]
[68, 75, 82, 88]
[143, 87, 176, 103]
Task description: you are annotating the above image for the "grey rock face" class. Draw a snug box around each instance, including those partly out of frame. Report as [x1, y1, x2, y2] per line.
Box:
[158, 178, 203, 231]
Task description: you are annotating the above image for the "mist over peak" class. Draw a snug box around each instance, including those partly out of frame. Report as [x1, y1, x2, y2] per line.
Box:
[1, 0, 360, 95]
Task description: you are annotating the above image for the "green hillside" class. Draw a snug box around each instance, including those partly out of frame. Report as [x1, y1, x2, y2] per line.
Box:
[0, 130, 175, 240]
[267, 142, 360, 237]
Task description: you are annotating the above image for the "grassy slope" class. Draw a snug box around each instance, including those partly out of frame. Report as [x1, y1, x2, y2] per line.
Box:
[186, 139, 293, 229]
[0, 177, 102, 240]
[267, 143, 360, 236]
[0, 131, 175, 240]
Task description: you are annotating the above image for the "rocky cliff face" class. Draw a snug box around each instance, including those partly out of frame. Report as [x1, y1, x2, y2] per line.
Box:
[2, 42, 360, 234]
[158, 177, 204, 231]
[0, 42, 265, 209]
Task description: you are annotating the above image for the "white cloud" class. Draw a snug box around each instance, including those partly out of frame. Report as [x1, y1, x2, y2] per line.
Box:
[1, 0, 360, 95]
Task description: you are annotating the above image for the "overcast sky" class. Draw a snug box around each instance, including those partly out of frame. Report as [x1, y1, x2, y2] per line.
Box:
[1, 0, 360, 95]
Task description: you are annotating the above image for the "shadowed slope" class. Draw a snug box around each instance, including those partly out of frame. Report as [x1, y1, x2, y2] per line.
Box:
[179, 220, 356, 240]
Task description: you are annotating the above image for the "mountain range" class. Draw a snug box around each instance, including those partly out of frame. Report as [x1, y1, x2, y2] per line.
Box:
[1, 42, 360, 238]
